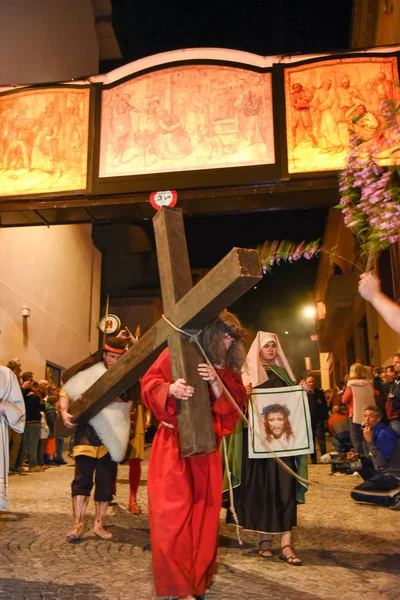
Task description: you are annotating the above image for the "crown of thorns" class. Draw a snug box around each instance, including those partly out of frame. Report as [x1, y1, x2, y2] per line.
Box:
[261, 403, 291, 417]
[219, 319, 245, 341]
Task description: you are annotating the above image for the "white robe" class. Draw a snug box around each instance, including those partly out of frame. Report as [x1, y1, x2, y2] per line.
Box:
[0, 366, 25, 509]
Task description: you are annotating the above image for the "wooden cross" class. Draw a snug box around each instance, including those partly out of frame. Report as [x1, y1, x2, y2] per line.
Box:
[69, 207, 261, 456]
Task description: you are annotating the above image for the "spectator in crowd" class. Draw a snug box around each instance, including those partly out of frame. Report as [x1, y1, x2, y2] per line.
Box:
[21, 371, 34, 385]
[38, 407, 50, 469]
[325, 388, 341, 411]
[17, 380, 44, 472]
[385, 365, 396, 385]
[6, 359, 22, 384]
[371, 366, 388, 418]
[52, 387, 68, 465]
[44, 395, 58, 466]
[342, 363, 375, 454]
[351, 405, 400, 509]
[306, 376, 329, 463]
[335, 380, 346, 402]
[372, 367, 384, 392]
[385, 353, 400, 436]
[328, 404, 351, 453]
[37, 379, 49, 404]
[9, 371, 31, 474]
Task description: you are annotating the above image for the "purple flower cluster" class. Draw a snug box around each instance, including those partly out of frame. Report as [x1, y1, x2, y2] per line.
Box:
[259, 240, 320, 274]
[338, 105, 400, 256]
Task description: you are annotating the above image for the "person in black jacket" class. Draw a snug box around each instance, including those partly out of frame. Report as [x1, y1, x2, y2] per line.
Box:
[17, 381, 44, 472]
[306, 376, 329, 463]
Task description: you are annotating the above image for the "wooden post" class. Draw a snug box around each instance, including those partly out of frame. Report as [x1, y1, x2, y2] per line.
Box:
[153, 208, 216, 456]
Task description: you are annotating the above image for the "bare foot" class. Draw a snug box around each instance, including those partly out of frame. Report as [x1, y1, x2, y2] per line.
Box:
[93, 524, 112, 540]
[66, 523, 83, 542]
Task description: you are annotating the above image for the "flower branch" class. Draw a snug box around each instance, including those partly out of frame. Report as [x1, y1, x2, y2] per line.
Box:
[338, 95, 400, 266]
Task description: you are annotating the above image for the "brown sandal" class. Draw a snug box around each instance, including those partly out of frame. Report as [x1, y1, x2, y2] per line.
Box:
[258, 540, 273, 558]
[279, 544, 302, 566]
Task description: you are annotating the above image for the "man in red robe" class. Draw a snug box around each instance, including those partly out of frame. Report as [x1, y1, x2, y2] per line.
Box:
[141, 311, 247, 600]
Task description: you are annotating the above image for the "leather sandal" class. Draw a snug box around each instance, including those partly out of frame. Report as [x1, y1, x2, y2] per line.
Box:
[279, 544, 302, 566]
[258, 540, 273, 558]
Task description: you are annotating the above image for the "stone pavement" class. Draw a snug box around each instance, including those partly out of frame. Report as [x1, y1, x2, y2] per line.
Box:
[1, 451, 399, 600]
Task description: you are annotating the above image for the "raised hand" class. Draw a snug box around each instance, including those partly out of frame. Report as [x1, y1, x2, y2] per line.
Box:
[358, 271, 381, 302]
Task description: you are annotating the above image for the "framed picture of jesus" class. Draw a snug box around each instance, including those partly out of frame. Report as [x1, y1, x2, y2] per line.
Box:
[248, 386, 313, 458]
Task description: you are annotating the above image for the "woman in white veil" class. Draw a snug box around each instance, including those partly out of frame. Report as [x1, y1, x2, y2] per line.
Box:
[225, 331, 307, 566]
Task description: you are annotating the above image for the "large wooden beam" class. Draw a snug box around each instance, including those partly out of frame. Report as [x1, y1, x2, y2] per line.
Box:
[69, 245, 261, 424]
[153, 208, 216, 456]
[0, 177, 337, 212]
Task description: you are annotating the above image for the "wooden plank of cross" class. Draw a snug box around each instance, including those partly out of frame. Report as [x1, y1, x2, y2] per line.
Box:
[69, 207, 262, 456]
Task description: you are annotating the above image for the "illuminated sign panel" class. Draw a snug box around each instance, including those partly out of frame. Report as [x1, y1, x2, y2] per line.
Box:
[0, 87, 90, 196]
[284, 56, 400, 174]
[99, 65, 275, 177]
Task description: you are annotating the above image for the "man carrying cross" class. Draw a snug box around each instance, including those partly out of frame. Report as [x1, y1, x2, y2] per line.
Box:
[142, 311, 247, 600]
[59, 336, 131, 542]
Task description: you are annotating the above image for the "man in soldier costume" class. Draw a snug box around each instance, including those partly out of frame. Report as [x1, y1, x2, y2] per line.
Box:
[60, 336, 131, 542]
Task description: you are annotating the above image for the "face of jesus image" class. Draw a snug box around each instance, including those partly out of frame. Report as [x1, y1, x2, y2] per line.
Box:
[266, 411, 285, 438]
[262, 404, 294, 443]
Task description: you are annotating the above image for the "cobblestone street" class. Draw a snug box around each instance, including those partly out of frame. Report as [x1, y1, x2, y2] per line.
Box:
[1, 451, 399, 600]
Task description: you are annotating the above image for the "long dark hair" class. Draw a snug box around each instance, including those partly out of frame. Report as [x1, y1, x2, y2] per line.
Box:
[199, 311, 247, 373]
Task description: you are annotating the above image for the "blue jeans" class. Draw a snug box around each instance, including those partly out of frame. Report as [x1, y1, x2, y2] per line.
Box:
[331, 432, 352, 454]
[350, 419, 364, 455]
[56, 437, 65, 461]
[18, 423, 41, 467]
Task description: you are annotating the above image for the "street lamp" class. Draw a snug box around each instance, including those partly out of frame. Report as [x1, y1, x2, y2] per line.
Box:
[303, 305, 316, 319]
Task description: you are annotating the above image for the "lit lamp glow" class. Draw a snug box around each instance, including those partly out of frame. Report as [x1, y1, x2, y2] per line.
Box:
[303, 305, 316, 318]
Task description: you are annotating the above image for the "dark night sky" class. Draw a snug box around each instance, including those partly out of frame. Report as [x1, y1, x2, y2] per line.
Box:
[108, 0, 353, 67]
[184, 208, 328, 380]
[106, 1, 353, 379]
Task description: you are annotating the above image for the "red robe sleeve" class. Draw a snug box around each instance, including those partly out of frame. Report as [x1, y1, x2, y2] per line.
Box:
[141, 348, 179, 427]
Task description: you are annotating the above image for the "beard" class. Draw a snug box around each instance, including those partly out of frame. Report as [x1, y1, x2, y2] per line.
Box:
[271, 428, 284, 439]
